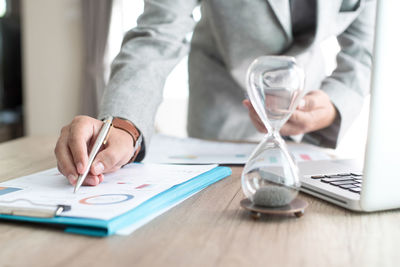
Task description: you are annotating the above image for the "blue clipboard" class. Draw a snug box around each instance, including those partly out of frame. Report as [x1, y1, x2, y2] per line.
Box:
[0, 166, 232, 237]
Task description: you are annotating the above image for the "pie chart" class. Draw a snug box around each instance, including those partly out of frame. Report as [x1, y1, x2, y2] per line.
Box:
[79, 194, 134, 205]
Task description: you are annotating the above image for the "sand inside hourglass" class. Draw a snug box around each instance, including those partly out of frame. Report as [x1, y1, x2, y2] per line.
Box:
[246, 168, 298, 207]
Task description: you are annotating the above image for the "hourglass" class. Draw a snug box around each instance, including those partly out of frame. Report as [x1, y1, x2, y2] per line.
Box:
[240, 56, 308, 218]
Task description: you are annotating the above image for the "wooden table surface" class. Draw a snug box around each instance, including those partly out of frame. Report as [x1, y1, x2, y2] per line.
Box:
[0, 136, 399, 267]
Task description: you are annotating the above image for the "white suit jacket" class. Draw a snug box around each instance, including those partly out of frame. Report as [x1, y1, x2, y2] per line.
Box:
[99, 0, 376, 148]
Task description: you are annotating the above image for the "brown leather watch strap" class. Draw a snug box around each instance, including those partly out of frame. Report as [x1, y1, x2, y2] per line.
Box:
[111, 117, 142, 163]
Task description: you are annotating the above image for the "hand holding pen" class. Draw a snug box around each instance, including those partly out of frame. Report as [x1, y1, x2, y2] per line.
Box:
[54, 116, 135, 188]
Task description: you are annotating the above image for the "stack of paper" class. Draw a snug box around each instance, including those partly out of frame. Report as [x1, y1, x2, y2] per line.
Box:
[0, 164, 231, 236]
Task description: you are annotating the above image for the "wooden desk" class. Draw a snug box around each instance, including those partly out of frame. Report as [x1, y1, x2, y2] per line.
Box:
[0, 136, 399, 267]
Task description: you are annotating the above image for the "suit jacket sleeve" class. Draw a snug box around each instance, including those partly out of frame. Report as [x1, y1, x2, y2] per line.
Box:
[303, 0, 376, 148]
[98, 0, 198, 145]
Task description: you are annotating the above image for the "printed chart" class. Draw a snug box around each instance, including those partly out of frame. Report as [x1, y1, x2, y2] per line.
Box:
[79, 194, 134, 205]
[169, 154, 248, 160]
[0, 187, 22, 196]
[145, 134, 332, 164]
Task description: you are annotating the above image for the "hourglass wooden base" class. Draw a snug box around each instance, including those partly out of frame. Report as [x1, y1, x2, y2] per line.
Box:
[240, 197, 308, 219]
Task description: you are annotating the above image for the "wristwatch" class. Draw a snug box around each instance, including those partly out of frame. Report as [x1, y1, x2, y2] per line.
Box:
[111, 117, 143, 163]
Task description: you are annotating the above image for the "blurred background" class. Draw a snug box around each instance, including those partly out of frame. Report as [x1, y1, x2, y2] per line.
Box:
[0, 0, 22, 142]
[0, 0, 369, 158]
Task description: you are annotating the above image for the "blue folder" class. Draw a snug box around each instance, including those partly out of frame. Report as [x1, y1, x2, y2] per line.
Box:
[0, 166, 231, 237]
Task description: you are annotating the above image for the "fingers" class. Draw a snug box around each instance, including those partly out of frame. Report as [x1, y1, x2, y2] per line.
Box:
[82, 174, 104, 186]
[55, 116, 134, 187]
[55, 126, 79, 183]
[244, 90, 337, 137]
[282, 90, 337, 135]
[282, 108, 324, 135]
[68, 116, 101, 174]
[55, 116, 104, 186]
[90, 145, 130, 176]
[280, 111, 311, 136]
[297, 94, 316, 111]
[243, 98, 304, 135]
[66, 173, 104, 187]
[91, 128, 134, 176]
[297, 90, 327, 112]
[243, 100, 268, 133]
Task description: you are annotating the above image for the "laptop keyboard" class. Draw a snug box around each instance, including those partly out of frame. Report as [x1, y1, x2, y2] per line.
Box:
[310, 173, 363, 194]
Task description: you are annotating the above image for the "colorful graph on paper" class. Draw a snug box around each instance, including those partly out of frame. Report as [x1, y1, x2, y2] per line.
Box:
[144, 134, 332, 164]
[0, 187, 22, 196]
[79, 194, 134, 205]
[265, 152, 327, 164]
[169, 151, 327, 165]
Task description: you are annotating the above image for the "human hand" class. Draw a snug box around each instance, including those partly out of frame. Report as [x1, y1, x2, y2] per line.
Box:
[54, 116, 134, 186]
[243, 90, 337, 136]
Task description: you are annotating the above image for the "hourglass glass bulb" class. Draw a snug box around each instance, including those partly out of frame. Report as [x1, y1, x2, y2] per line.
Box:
[242, 56, 305, 207]
[263, 67, 303, 93]
[247, 56, 304, 133]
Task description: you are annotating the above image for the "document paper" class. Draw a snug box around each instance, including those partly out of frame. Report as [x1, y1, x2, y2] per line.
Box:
[144, 134, 332, 164]
[0, 164, 217, 221]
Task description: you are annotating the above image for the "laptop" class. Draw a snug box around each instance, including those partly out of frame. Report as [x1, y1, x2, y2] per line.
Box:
[299, 0, 400, 212]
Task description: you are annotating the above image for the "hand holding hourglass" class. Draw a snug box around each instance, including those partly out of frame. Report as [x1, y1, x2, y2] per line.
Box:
[243, 85, 337, 137]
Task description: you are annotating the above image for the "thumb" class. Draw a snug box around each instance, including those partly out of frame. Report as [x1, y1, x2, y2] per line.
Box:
[298, 94, 317, 111]
[91, 146, 122, 175]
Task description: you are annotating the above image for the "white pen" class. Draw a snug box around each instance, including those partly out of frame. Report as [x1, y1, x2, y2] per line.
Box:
[74, 116, 113, 193]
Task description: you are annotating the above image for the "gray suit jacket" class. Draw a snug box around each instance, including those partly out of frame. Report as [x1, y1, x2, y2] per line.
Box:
[99, 0, 376, 148]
